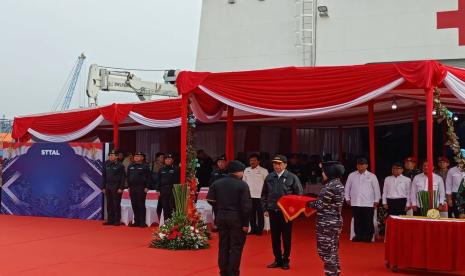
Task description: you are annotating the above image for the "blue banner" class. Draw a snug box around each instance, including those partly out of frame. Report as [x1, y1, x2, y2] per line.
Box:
[1, 142, 103, 220]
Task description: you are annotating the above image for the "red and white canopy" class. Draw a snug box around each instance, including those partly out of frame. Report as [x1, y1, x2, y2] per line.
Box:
[176, 61, 465, 124]
[12, 61, 465, 143]
[12, 98, 181, 142]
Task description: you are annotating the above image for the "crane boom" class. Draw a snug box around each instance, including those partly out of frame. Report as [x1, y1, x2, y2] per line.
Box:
[52, 53, 86, 111]
[86, 64, 178, 106]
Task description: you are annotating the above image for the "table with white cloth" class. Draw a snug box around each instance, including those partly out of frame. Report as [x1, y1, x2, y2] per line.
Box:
[120, 189, 160, 226]
[195, 187, 214, 224]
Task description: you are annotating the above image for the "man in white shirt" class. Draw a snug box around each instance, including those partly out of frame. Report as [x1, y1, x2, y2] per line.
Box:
[382, 162, 411, 216]
[242, 154, 269, 235]
[445, 164, 465, 218]
[411, 161, 446, 215]
[345, 157, 381, 242]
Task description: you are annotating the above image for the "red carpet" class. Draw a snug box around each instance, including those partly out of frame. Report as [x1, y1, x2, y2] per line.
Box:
[0, 213, 462, 276]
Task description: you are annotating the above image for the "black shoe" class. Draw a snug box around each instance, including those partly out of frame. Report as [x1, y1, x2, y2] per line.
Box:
[113, 222, 121, 226]
[255, 231, 263, 236]
[282, 259, 290, 270]
[139, 224, 147, 228]
[267, 261, 282, 268]
[129, 223, 138, 227]
[103, 221, 114, 226]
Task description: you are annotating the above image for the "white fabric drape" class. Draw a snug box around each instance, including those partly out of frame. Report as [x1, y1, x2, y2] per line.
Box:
[28, 115, 105, 143]
[198, 78, 405, 118]
[128, 111, 181, 128]
[444, 72, 465, 103]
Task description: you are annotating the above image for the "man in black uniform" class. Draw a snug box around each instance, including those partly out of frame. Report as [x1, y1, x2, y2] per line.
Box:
[196, 149, 214, 189]
[262, 154, 303, 270]
[157, 153, 179, 221]
[127, 152, 151, 227]
[403, 156, 421, 181]
[103, 150, 125, 226]
[207, 160, 252, 276]
[209, 155, 228, 186]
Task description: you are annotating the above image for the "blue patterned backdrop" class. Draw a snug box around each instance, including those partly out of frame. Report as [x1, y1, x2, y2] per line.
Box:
[1, 142, 103, 220]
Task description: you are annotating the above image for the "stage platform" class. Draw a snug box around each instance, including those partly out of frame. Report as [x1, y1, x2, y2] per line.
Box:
[0, 213, 462, 276]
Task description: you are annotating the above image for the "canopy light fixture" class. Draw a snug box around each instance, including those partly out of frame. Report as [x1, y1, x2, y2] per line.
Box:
[391, 98, 398, 110]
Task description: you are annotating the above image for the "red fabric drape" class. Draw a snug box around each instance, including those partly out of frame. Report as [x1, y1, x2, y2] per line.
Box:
[12, 99, 182, 141]
[130, 98, 181, 120]
[385, 216, 465, 271]
[176, 61, 450, 119]
[13, 109, 103, 139]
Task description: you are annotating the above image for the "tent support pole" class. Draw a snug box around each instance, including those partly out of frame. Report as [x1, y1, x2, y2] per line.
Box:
[425, 88, 434, 209]
[413, 106, 419, 162]
[226, 106, 235, 161]
[368, 101, 376, 173]
[180, 94, 188, 184]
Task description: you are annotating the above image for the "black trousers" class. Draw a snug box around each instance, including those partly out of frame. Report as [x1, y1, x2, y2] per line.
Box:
[450, 193, 460, 218]
[269, 210, 293, 263]
[249, 198, 264, 233]
[352, 206, 374, 242]
[130, 186, 146, 226]
[217, 217, 247, 276]
[159, 189, 175, 221]
[386, 198, 407, 216]
[106, 187, 122, 223]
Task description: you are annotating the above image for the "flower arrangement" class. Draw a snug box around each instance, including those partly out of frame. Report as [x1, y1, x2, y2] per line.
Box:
[150, 208, 210, 250]
[150, 111, 210, 250]
[434, 88, 465, 217]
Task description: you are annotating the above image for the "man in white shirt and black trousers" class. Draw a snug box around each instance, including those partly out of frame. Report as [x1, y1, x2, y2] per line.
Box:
[445, 164, 465, 218]
[242, 153, 268, 235]
[382, 162, 411, 216]
[345, 157, 381, 242]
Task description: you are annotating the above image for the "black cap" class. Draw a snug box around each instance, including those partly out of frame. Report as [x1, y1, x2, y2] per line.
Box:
[356, 157, 368, 165]
[134, 152, 145, 157]
[108, 150, 118, 155]
[272, 154, 287, 164]
[216, 155, 226, 162]
[165, 153, 174, 159]
[321, 161, 345, 179]
[227, 160, 246, 173]
[392, 162, 403, 168]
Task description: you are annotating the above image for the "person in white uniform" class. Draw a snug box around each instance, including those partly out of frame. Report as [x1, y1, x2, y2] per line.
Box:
[445, 164, 465, 218]
[411, 161, 446, 215]
[382, 162, 411, 216]
[242, 153, 269, 235]
[345, 157, 381, 242]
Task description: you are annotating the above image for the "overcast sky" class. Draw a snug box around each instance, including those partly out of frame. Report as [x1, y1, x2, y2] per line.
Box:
[0, 0, 202, 118]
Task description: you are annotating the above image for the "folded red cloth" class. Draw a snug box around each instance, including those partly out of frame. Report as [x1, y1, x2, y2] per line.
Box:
[277, 195, 317, 222]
